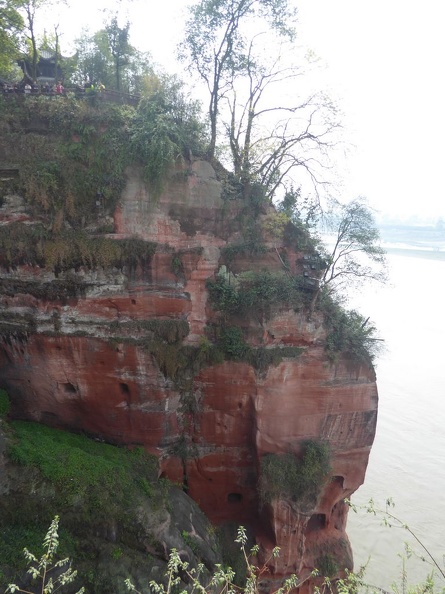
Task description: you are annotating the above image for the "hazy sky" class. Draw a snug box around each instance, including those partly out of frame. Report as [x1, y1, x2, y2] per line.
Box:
[44, 0, 444, 221]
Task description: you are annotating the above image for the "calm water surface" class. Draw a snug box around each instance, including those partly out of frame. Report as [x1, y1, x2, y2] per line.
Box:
[347, 251, 445, 589]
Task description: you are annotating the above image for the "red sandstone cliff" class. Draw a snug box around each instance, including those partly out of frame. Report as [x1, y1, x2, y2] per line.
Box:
[0, 159, 377, 587]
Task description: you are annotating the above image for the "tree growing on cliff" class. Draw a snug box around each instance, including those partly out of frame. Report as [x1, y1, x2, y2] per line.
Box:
[179, 0, 340, 200]
[224, 38, 340, 200]
[72, 23, 151, 93]
[0, 0, 24, 79]
[104, 15, 132, 92]
[178, 0, 297, 162]
[311, 198, 388, 311]
[16, 0, 63, 81]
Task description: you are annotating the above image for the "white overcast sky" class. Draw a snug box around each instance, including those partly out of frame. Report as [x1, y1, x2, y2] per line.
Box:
[44, 0, 444, 222]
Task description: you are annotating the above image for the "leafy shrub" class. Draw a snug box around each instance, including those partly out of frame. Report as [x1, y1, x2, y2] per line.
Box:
[221, 241, 267, 264]
[0, 94, 201, 225]
[218, 326, 250, 359]
[5, 516, 85, 594]
[316, 553, 339, 578]
[247, 345, 304, 372]
[4, 99, 135, 225]
[206, 270, 308, 318]
[129, 74, 206, 195]
[321, 295, 380, 364]
[214, 326, 304, 371]
[260, 440, 331, 506]
[206, 275, 240, 314]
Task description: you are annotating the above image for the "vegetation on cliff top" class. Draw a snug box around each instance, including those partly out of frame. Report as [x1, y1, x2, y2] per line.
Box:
[0, 78, 205, 226]
[0, 0, 386, 367]
[0, 94, 383, 367]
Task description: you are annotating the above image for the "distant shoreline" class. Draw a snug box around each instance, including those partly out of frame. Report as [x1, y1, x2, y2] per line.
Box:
[384, 246, 445, 261]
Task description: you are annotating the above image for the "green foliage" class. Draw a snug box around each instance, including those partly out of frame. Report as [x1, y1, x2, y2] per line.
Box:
[1, 525, 48, 577]
[2, 98, 135, 225]
[0, 93, 205, 223]
[130, 74, 206, 196]
[6, 516, 85, 594]
[221, 240, 267, 264]
[0, 223, 156, 274]
[0, 1, 23, 80]
[248, 345, 304, 371]
[0, 388, 10, 416]
[111, 546, 124, 560]
[207, 270, 308, 318]
[126, 526, 303, 594]
[277, 186, 320, 231]
[209, 324, 303, 371]
[171, 254, 184, 278]
[0, 277, 85, 305]
[316, 553, 339, 578]
[322, 296, 380, 364]
[5, 503, 444, 594]
[8, 422, 159, 515]
[318, 198, 387, 296]
[181, 531, 201, 556]
[206, 274, 240, 314]
[215, 523, 252, 585]
[260, 441, 331, 506]
[179, 0, 297, 160]
[218, 326, 250, 359]
[275, 187, 321, 251]
[71, 23, 152, 93]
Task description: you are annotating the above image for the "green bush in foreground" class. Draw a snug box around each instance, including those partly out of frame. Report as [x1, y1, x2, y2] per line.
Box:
[5, 506, 445, 594]
[6, 516, 84, 594]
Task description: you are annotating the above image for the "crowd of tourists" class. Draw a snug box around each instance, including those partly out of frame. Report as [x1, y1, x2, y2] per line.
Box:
[2, 80, 65, 95]
[1, 80, 110, 96]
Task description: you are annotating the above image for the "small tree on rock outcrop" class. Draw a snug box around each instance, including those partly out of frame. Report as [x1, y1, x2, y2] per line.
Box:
[310, 198, 388, 312]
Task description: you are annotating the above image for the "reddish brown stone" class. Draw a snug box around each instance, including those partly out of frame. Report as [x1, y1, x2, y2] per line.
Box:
[0, 159, 378, 588]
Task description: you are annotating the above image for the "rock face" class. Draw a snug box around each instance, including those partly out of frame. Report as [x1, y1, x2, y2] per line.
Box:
[0, 158, 377, 588]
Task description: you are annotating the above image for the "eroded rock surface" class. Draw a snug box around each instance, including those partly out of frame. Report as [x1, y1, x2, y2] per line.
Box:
[0, 159, 377, 588]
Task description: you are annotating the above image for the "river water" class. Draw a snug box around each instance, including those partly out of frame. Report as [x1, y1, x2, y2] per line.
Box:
[346, 249, 445, 590]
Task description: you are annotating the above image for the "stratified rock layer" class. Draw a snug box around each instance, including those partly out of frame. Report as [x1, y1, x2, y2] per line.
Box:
[0, 159, 377, 587]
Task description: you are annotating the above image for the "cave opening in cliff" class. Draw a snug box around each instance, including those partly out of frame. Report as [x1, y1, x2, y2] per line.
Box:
[227, 492, 243, 503]
[305, 513, 327, 533]
[332, 475, 344, 488]
[119, 382, 130, 396]
[63, 382, 77, 394]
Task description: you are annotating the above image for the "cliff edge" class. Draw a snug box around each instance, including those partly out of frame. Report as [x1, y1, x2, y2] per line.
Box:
[0, 98, 377, 590]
